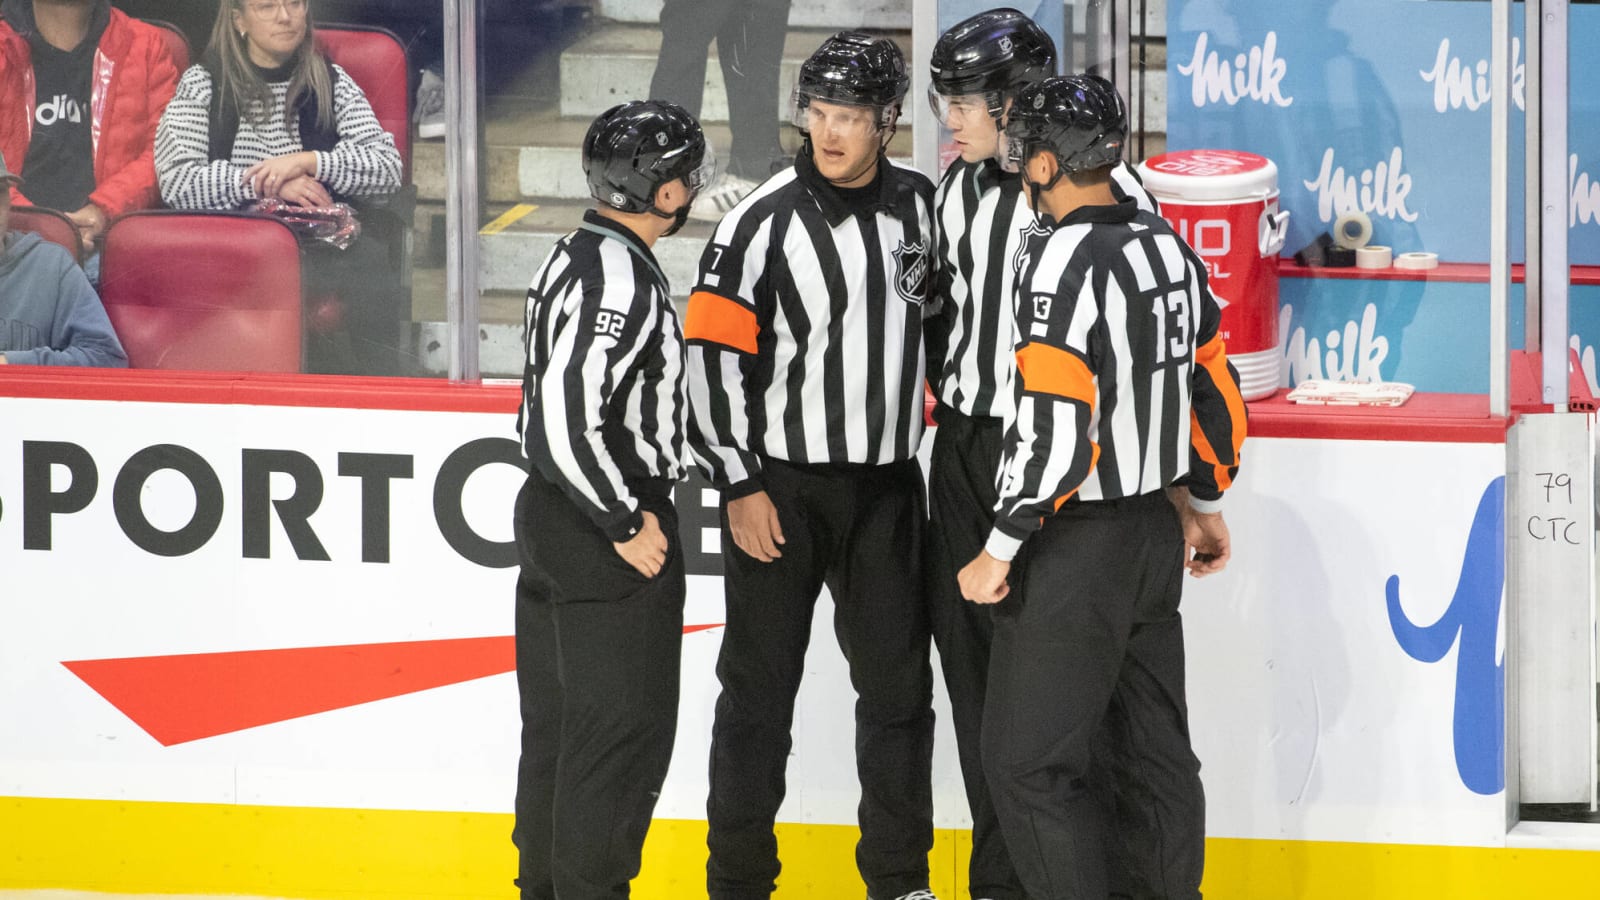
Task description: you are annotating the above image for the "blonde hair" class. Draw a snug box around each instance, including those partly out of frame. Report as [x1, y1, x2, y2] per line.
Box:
[208, 0, 334, 131]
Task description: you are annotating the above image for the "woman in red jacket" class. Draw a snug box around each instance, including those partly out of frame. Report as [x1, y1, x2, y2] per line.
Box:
[0, 0, 178, 274]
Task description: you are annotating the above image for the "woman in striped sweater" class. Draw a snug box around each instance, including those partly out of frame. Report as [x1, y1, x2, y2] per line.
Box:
[154, 0, 405, 374]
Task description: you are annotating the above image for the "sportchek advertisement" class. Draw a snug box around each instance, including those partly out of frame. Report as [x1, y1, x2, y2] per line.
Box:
[0, 390, 1507, 847]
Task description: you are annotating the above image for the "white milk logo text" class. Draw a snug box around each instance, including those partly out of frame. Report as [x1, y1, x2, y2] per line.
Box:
[1279, 302, 1389, 384]
[1572, 154, 1600, 229]
[1176, 31, 1294, 108]
[1303, 147, 1419, 224]
[1419, 38, 1526, 113]
[34, 94, 84, 126]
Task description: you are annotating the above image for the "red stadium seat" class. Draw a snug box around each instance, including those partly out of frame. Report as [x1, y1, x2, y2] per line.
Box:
[8, 205, 83, 264]
[141, 18, 193, 73]
[317, 24, 412, 182]
[98, 211, 303, 372]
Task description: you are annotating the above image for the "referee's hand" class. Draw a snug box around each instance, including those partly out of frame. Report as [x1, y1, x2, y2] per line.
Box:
[614, 511, 669, 579]
[727, 491, 786, 563]
[958, 551, 1011, 605]
[1182, 510, 1231, 578]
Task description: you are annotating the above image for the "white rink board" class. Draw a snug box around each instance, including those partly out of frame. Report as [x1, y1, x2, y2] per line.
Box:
[0, 395, 1506, 846]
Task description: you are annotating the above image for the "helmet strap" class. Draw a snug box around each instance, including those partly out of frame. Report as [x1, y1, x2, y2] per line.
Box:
[802, 135, 884, 189]
[644, 180, 695, 237]
[829, 150, 881, 189]
[648, 198, 690, 237]
[1022, 150, 1067, 227]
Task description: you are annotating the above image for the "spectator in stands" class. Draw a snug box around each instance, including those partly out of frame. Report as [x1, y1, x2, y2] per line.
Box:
[0, 150, 127, 367]
[155, 0, 405, 375]
[650, 0, 792, 220]
[0, 0, 179, 279]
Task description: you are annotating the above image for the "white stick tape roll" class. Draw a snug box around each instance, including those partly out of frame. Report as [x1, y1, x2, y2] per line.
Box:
[1356, 245, 1392, 269]
[1393, 251, 1439, 270]
[1333, 210, 1373, 249]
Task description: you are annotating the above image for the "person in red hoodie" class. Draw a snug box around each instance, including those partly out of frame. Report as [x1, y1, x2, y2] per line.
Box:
[0, 0, 178, 274]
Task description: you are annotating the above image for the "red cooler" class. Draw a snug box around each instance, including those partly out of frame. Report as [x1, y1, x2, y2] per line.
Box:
[1137, 150, 1287, 401]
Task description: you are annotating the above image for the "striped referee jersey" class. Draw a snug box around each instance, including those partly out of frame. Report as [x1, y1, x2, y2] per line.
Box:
[985, 197, 1247, 562]
[929, 159, 1158, 421]
[684, 149, 936, 494]
[518, 211, 688, 542]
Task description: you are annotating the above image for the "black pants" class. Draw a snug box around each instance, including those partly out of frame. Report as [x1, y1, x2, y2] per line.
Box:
[924, 407, 1025, 900]
[302, 224, 406, 376]
[650, 0, 792, 179]
[512, 473, 686, 900]
[983, 491, 1204, 900]
[706, 458, 935, 900]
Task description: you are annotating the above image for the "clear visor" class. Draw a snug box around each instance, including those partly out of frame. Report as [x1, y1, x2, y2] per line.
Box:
[684, 143, 717, 195]
[790, 90, 891, 140]
[660, 142, 718, 197]
[926, 87, 1001, 129]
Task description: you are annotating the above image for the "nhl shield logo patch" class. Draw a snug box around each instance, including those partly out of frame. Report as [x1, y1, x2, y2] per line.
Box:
[893, 239, 929, 304]
[1011, 220, 1052, 280]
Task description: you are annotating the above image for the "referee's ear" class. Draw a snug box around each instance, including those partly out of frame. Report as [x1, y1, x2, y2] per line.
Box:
[654, 179, 684, 208]
[1024, 149, 1057, 186]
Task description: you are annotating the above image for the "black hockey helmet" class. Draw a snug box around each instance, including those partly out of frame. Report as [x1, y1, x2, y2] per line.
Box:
[582, 100, 714, 215]
[1004, 74, 1127, 176]
[792, 32, 910, 131]
[928, 8, 1056, 119]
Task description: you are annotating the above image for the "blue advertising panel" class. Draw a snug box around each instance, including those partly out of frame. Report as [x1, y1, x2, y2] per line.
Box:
[1167, 0, 1600, 266]
[1279, 276, 1600, 395]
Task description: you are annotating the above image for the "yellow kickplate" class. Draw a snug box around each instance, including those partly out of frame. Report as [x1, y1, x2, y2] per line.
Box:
[5, 797, 1600, 899]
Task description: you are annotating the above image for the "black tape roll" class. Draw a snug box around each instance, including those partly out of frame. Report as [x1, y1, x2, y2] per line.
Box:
[1294, 232, 1334, 267]
[1324, 245, 1357, 267]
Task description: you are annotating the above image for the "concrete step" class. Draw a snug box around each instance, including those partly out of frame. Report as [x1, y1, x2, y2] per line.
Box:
[414, 109, 920, 205]
[595, 0, 1169, 38]
[411, 21, 1166, 206]
[1074, 0, 1169, 38]
[415, 124, 1170, 206]
[413, 109, 1167, 207]
[559, 24, 910, 122]
[415, 319, 529, 379]
[595, 0, 910, 31]
[477, 200, 716, 294]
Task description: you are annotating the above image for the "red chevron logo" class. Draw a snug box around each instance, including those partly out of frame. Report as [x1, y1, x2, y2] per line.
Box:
[63, 627, 722, 746]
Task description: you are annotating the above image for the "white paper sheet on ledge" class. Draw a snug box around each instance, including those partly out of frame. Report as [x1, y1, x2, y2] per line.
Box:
[1285, 379, 1417, 407]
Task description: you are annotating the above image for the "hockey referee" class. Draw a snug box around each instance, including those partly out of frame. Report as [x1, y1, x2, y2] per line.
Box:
[511, 100, 713, 900]
[958, 75, 1246, 899]
[684, 33, 942, 900]
[924, 12, 1174, 900]
[922, 12, 1057, 900]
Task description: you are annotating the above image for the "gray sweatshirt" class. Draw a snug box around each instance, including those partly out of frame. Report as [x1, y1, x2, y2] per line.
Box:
[0, 231, 127, 367]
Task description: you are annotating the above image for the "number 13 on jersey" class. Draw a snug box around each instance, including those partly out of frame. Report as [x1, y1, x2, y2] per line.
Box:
[1150, 288, 1194, 366]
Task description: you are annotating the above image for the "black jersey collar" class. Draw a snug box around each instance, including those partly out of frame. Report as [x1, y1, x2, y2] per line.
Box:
[795, 145, 902, 227]
[970, 158, 1020, 198]
[580, 209, 669, 290]
[1056, 195, 1140, 227]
